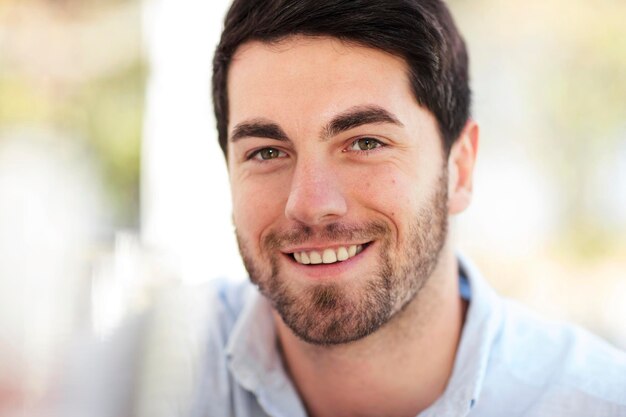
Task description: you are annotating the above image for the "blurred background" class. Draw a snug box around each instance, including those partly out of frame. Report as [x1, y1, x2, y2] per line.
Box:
[0, 0, 624, 415]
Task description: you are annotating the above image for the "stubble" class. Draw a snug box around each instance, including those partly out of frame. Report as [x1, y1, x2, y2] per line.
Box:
[236, 172, 449, 345]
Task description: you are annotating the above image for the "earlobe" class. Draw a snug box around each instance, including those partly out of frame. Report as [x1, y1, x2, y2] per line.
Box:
[447, 120, 479, 215]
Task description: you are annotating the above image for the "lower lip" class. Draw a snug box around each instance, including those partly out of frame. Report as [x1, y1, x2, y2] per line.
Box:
[282, 243, 373, 281]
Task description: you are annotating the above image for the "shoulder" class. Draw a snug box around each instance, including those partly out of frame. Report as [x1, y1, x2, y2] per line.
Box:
[133, 278, 260, 417]
[206, 277, 257, 336]
[56, 278, 259, 417]
[143, 277, 254, 350]
[480, 298, 626, 415]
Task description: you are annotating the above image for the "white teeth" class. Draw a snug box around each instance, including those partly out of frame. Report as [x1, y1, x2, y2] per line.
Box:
[293, 244, 364, 265]
[322, 249, 337, 264]
[301, 252, 310, 264]
[309, 251, 322, 264]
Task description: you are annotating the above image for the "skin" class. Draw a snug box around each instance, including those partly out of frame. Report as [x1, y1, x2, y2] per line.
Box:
[227, 36, 479, 417]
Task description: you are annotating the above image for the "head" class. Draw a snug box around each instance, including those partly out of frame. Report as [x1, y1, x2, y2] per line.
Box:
[213, 0, 478, 345]
[213, 0, 471, 157]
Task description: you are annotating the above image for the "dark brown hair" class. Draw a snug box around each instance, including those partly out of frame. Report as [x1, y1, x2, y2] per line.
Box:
[212, 0, 471, 156]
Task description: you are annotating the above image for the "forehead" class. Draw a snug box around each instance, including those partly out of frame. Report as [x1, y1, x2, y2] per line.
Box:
[227, 36, 417, 131]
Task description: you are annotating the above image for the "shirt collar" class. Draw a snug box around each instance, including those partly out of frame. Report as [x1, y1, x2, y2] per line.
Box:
[225, 286, 307, 417]
[419, 253, 504, 416]
[226, 254, 503, 417]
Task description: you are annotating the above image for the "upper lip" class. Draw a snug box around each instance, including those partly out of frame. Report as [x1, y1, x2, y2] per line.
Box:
[281, 241, 370, 253]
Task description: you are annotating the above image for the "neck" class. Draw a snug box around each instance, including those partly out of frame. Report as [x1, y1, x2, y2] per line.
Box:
[274, 247, 466, 417]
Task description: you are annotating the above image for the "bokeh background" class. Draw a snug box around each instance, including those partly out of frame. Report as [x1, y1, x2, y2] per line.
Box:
[0, 0, 624, 415]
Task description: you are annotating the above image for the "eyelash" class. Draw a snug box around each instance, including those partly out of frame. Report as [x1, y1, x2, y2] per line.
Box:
[246, 147, 288, 161]
[346, 137, 386, 153]
[245, 137, 386, 162]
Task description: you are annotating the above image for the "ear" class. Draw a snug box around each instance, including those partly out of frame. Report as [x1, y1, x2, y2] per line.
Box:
[447, 120, 479, 215]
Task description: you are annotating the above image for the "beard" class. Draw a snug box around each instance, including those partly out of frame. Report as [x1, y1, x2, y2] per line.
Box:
[236, 172, 449, 346]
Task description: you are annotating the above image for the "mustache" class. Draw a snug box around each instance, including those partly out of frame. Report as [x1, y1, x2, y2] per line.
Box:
[263, 220, 391, 250]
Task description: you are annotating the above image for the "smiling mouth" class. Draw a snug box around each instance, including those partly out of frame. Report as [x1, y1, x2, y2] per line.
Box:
[290, 243, 369, 265]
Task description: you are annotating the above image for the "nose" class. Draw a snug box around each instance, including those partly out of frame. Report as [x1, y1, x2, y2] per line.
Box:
[285, 160, 348, 226]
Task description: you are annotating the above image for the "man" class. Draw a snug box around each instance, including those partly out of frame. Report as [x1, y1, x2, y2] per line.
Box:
[127, 1, 626, 416]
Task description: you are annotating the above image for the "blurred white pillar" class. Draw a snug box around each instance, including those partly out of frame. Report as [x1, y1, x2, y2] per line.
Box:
[141, 0, 245, 283]
[0, 128, 104, 413]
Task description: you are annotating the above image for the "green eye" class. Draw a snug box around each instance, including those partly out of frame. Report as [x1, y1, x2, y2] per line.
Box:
[252, 147, 285, 160]
[351, 137, 382, 151]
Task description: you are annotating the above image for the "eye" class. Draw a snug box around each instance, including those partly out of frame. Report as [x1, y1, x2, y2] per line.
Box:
[249, 147, 287, 161]
[349, 137, 384, 152]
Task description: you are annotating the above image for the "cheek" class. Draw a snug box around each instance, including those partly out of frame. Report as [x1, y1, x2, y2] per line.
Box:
[231, 176, 289, 242]
[349, 167, 418, 218]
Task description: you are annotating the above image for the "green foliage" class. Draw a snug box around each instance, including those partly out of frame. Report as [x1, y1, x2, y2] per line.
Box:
[0, 61, 146, 228]
[78, 62, 146, 227]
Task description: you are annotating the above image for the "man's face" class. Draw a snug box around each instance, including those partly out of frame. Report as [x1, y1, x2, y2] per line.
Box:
[227, 36, 450, 345]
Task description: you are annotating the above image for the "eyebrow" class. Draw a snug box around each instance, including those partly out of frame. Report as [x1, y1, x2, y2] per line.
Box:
[229, 105, 403, 143]
[230, 119, 290, 142]
[322, 105, 404, 139]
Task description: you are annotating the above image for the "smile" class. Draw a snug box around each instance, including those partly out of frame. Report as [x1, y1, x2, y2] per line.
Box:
[290, 244, 366, 265]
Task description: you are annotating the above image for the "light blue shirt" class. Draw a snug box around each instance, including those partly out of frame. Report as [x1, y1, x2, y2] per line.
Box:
[154, 255, 626, 417]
